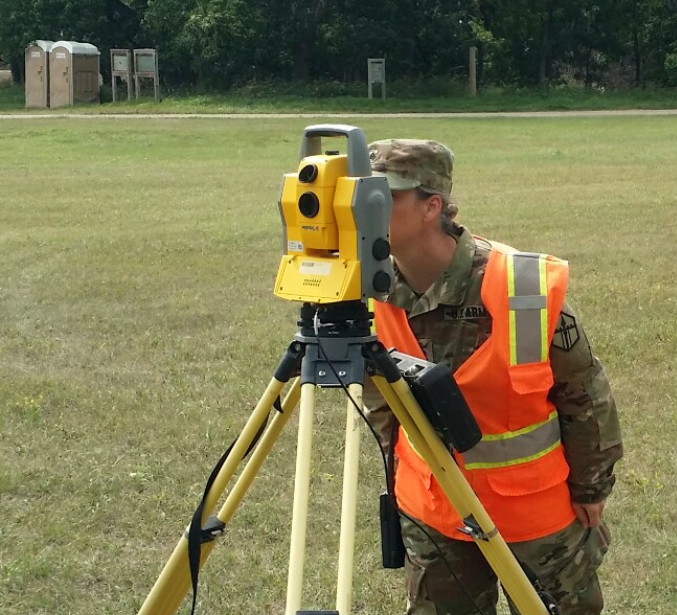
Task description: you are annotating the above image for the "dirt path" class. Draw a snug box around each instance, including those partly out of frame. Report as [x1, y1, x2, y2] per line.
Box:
[2, 109, 677, 120]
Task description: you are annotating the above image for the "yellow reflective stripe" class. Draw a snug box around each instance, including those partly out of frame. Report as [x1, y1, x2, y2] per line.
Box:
[538, 255, 548, 362]
[507, 253, 517, 295]
[507, 256, 518, 365]
[401, 424, 426, 459]
[478, 410, 558, 441]
[367, 298, 376, 334]
[539, 299, 548, 361]
[462, 411, 561, 469]
[464, 440, 561, 470]
[538, 255, 547, 295]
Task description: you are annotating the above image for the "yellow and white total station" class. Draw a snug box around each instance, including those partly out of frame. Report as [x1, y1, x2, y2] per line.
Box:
[274, 124, 394, 304]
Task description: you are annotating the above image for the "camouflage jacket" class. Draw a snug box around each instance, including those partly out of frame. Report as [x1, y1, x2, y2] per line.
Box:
[365, 226, 623, 504]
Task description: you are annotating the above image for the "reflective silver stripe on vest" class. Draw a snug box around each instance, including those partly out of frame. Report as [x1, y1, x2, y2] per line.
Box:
[463, 411, 561, 470]
[507, 252, 548, 365]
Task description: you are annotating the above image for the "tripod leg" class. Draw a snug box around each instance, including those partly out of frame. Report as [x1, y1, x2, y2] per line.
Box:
[336, 383, 362, 615]
[372, 375, 550, 615]
[286, 382, 317, 615]
[214, 377, 301, 528]
[138, 376, 301, 615]
[285, 382, 363, 615]
[175, 377, 302, 612]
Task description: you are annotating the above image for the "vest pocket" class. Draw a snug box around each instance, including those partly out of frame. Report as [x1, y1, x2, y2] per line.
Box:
[507, 362, 554, 430]
[484, 451, 569, 497]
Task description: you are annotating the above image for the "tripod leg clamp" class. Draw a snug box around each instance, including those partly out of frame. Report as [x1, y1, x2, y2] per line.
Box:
[457, 515, 497, 542]
[184, 515, 226, 544]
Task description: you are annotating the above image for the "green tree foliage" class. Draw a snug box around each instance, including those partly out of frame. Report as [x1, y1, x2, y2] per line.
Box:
[2, 0, 677, 89]
[140, 0, 197, 85]
[0, 0, 141, 79]
[639, 0, 677, 84]
[0, 0, 33, 78]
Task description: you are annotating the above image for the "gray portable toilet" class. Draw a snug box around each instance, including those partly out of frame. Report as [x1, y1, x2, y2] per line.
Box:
[25, 40, 55, 108]
[49, 41, 100, 108]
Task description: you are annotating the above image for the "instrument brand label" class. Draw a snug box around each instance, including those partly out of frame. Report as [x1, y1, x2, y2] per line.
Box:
[299, 260, 331, 276]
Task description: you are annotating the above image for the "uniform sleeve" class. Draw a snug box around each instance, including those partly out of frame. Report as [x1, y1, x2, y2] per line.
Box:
[362, 374, 396, 451]
[549, 301, 623, 504]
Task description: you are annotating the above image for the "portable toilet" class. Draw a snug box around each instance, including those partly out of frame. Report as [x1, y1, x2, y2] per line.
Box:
[25, 40, 54, 108]
[49, 41, 100, 108]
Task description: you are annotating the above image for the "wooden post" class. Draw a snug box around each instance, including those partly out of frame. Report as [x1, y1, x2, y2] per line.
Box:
[469, 46, 477, 96]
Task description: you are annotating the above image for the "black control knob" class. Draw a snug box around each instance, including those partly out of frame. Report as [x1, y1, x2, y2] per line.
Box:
[372, 238, 391, 261]
[373, 271, 392, 293]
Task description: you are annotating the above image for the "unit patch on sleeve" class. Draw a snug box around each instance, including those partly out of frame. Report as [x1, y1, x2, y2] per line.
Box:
[552, 312, 580, 351]
[444, 306, 488, 320]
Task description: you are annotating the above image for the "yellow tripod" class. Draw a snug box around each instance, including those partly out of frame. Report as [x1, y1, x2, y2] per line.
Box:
[136, 300, 554, 615]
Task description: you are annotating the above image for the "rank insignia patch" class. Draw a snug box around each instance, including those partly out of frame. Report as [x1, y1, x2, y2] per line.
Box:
[552, 312, 579, 351]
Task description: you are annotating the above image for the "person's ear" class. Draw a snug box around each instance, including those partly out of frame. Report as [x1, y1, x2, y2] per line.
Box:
[424, 193, 443, 221]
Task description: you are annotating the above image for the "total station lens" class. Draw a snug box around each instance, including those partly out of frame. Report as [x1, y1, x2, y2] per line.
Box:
[298, 192, 320, 218]
[298, 164, 319, 183]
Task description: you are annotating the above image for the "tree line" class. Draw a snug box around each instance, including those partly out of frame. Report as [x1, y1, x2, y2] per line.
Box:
[2, 0, 677, 91]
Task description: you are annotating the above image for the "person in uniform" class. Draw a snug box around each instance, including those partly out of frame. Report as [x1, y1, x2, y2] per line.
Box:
[364, 138, 623, 615]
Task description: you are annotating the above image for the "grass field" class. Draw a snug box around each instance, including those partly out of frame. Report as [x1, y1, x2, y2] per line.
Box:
[1, 115, 676, 614]
[2, 79, 677, 114]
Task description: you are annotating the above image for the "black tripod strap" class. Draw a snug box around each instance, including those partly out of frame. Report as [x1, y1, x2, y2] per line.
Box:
[380, 418, 406, 569]
[386, 417, 398, 495]
[187, 397, 282, 615]
[513, 559, 561, 615]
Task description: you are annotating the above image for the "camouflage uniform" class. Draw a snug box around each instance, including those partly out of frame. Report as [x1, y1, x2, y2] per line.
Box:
[365, 139, 624, 615]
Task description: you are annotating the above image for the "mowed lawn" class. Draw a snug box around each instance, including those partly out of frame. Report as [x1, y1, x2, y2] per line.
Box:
[1, 115, 676, 614]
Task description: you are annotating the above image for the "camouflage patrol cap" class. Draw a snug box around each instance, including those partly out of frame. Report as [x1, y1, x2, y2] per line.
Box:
[368, 139, 454, 195]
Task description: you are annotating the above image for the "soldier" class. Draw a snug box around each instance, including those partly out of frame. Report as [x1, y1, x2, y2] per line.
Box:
[365, 139, 623, 615]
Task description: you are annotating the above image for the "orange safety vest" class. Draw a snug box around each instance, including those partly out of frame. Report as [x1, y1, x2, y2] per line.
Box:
[372, 243, 576, 542]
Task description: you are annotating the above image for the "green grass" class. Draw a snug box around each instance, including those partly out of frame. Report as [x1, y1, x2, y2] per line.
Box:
[2, 79, 677, 113]
[1, 116, 676, 614]
[0, 81, 25, 110]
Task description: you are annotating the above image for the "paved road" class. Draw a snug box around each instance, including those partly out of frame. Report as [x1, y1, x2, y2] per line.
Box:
[2, 109, 677, 120]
